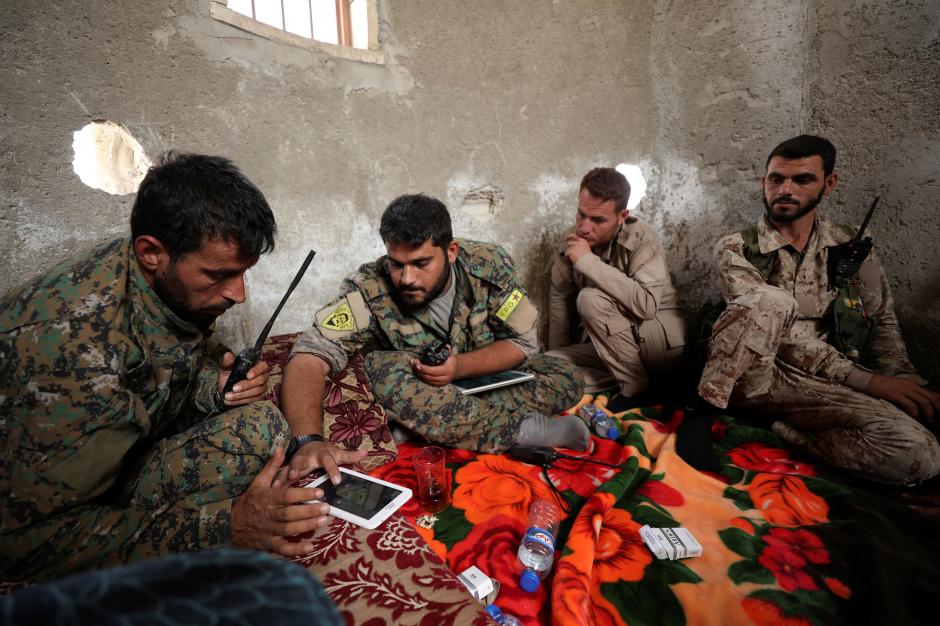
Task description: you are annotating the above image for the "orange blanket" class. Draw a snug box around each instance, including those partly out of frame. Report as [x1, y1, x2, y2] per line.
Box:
[372, 395, 938, 626]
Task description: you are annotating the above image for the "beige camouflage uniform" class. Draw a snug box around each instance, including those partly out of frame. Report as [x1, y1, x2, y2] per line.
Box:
[291, 239, 583, 453]
[0, 239, 287, 582]
[698, 215, 940, 484]
[547, 219, 688, 395]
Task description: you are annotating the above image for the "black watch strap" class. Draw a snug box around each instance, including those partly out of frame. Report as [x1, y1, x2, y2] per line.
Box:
[285, 434, 325, 461]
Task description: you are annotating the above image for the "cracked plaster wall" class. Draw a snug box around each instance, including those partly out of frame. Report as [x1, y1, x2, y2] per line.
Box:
[1, 0, 937, 379]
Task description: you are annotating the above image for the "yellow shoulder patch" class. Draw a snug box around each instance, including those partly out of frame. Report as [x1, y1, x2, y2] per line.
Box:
[321, 302, 356, 331]
[495, 288, 524, 321]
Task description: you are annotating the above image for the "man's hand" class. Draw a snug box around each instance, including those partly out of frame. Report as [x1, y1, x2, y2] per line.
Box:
[280, 441, 368, 486]
[412, 347, 459, 386]
[868, 373, 940, 425]
[231, 447, 331, 556]
[563, 233, 592, 264]
[218, 352, 270, 406]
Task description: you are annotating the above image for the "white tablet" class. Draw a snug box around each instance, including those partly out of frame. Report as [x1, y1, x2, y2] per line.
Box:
[453, 370, 535, 395]
[306, 468, 412, 529]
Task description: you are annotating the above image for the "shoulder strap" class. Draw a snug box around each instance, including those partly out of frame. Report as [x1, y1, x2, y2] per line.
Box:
[739, 225, 775, 282]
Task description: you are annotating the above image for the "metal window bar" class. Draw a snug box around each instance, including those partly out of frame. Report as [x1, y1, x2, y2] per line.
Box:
[308, 0, 315, 40]
[336, 0, 351, 47]
[237, 0, 354, 46]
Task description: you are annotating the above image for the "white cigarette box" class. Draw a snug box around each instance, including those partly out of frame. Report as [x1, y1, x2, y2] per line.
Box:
[639, 525, 669, 560]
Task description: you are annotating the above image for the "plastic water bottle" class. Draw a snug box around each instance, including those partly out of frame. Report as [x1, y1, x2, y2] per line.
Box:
[486, 605, 523, 626]
[517, 499, 561, 592]
[578, 403, 620, 439]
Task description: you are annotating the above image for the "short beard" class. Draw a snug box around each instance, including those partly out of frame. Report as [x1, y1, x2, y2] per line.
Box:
[763, 188, 824, 224]
[393, 261, 452, 315]
[152, 263, 230, 329]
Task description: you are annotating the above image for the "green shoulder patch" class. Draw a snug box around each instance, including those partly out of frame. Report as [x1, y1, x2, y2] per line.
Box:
[495, 288, 524, 321]
[321, 302, 355, 331]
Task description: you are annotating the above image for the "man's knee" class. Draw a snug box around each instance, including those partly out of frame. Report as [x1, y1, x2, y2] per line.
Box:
[873, 419, 940, 485]
[363, 351, 414, 402]
[724, 289, 798, 330]
[525, 353, 585, 409]
[575, 287, 625, 327]
[825, 402, 940, 485]
[218, 400, 289, 452]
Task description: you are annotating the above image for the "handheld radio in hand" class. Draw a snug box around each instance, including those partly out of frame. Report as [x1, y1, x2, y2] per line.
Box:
[221, 250, 316, 397]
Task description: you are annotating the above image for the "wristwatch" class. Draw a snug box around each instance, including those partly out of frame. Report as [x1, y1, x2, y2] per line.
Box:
[285, 434, 325, 461]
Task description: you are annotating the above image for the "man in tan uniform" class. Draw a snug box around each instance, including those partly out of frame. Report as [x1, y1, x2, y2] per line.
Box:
[548, 167, 687, 398]
[698, 135, 940, 484]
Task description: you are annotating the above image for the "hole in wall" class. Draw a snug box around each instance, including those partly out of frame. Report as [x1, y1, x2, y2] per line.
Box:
[616, 163, 647, 211]
[72, 121, 152, 195]
[460, 185, 503, 221]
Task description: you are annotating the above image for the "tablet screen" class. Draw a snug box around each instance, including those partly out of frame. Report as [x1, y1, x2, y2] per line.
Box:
[452, 369, 535, 395]
[320, 473, 405, 521]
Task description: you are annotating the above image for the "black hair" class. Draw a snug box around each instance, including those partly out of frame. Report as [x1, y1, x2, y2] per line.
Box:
[379, 194, 453, 248]
[766, 135, 837, 176]
[580, 167, 631, 212]
[131, 152, 276, 259]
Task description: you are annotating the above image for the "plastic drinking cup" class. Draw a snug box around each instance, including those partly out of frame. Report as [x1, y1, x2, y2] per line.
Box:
[413, 446, 450, 513]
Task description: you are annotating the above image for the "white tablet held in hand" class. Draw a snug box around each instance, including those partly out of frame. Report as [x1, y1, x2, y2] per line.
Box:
[453, 369, 535, 395]
[306, 468, 412, 529]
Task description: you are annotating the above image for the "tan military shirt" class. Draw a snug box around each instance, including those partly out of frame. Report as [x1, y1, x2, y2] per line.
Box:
[714, 214, 922, 391]
[548, 217, 685, 349]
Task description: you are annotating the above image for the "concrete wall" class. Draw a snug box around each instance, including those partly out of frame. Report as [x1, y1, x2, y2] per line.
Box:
[1, 0, 937, 379]
[805, 0, 940, 379]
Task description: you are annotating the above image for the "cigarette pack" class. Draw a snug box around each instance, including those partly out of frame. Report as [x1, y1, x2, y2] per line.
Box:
[639, 525, 669, 560]
[639, 525, 702, 560]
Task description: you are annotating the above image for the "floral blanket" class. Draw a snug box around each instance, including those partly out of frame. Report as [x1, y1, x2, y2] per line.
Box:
[371, 396, 939, 626]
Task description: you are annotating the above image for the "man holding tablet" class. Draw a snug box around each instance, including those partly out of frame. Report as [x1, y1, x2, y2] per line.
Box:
[282, 194, 586, 483]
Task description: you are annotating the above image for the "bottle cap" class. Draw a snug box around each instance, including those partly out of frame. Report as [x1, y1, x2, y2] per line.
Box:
[606, 426, 619, 439]
[519, 569, 541, 592]
[485, 605, 503, 620]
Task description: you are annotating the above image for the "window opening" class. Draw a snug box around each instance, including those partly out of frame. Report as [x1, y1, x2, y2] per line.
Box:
[615, 163, 647, 211]
[226, 0, 369, 50]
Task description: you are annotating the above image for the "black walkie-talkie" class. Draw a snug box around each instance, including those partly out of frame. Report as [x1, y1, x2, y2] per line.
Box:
[827, 195, 879, 289]
[221, 250, 316, 396]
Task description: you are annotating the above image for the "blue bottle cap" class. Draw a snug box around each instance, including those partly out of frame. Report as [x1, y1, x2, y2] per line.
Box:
[486, 605, 503, 620]
[606, 426, 619, 439]
[520, 569, 541, 592]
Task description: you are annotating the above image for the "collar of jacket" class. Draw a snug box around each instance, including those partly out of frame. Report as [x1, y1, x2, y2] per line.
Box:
[127, 241, 212, 342]
[756, 212, 852, 255]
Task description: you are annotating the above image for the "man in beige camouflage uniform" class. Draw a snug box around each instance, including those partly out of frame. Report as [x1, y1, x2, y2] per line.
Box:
[547, 167, 687, 398]
[698, 135, 940, 484]
[0, 154, 358, 582]
[280, 194, 586, 483]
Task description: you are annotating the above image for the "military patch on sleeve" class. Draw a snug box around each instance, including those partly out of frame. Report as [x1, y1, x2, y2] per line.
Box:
[321, 302, 356, 331]
[495, 289, 524, 321]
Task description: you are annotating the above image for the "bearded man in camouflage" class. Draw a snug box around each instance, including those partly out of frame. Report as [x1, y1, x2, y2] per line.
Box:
[0, 154, 358, 582]
[698, 135, 940, 484]
[281, 194, 586, 483]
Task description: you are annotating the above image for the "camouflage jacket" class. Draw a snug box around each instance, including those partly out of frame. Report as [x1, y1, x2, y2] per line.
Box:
[0, 238, 226, 576]
[548, 218, 685, 350]
[291, 239, 538, 372]
[714, 214, 921, 391]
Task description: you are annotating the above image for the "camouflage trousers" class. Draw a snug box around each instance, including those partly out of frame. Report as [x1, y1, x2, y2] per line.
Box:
[364, 352, 584, 453]
[547, 287, 687, 396]
[699, 291, 940, 485]
[5, 402, 287, 582]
